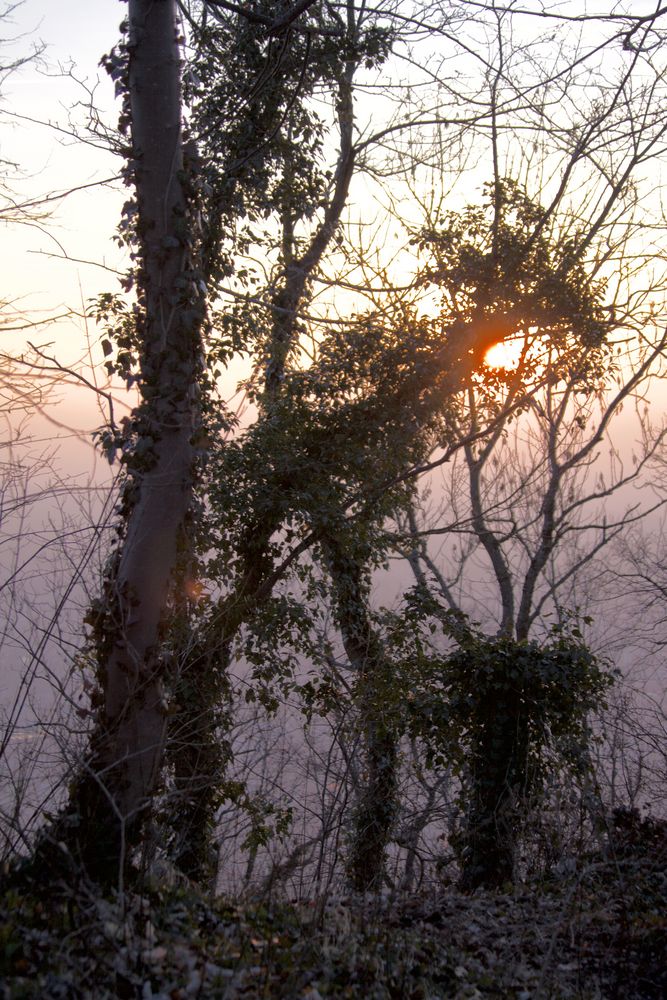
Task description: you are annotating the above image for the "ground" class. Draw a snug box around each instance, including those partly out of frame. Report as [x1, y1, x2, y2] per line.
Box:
[1, 832, 665, 1000]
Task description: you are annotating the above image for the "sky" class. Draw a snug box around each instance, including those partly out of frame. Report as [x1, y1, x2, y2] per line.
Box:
[0, 2, 129, 799]
[1, 1, 125, 353]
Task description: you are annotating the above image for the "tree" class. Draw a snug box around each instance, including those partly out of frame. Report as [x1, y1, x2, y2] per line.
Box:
[388, 157, 667, 888]
[170, 0, 667, 893]
[391, 604, 614, 890]
[29, 0, 209, 884]
[7, 0, 667, 898]
[157, 0, 373, 884]
[402, 178, 667, 643]
[51, 0, 362, 887]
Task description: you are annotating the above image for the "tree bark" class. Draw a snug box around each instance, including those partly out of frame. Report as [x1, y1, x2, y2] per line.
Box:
[323, 535, 398, 893]
[458, 689, 526, 892]
[63, 0, 205, 883]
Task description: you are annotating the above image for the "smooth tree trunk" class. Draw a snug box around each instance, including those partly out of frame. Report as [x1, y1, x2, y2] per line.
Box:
[62, 0, 205, 883]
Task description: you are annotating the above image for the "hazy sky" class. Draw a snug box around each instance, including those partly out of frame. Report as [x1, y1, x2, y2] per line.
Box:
[2, 1, 125, 350]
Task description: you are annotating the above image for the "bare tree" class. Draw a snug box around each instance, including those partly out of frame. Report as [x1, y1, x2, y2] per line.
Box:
[403, 345, 667, 644]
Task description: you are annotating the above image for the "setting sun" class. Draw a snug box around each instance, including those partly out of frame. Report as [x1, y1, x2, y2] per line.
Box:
[484, 337, 524, 370]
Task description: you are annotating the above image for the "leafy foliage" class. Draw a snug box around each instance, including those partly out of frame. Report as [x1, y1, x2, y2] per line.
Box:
[188, 1, 391, 287]
[415, 179, 614, 391]
[392, 599, 615, 887]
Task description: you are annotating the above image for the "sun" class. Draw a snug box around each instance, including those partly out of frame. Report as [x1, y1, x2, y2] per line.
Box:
[484, 337, 524, 370]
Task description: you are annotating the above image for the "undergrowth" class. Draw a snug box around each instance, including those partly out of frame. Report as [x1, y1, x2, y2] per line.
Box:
[1, 814, 665, 999]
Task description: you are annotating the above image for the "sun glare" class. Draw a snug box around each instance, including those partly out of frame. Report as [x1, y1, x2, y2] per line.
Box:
[184, 579, 205, 602]
[484, 337, 524, 370]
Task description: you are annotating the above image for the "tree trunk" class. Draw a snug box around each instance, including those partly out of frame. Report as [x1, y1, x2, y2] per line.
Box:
[165, 632, 232, 888]
[163, 8, 358, 883]
[323, 536, 398, 893]
[163, 507, 284, 882]
[62, 0, 205, 884]
[458, 688, 527, 891]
